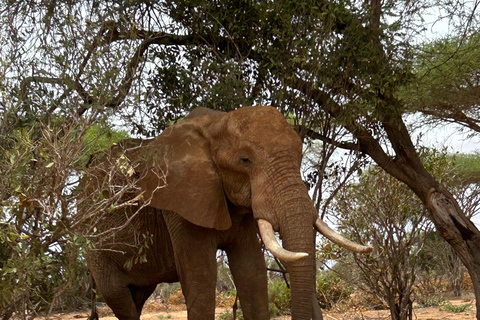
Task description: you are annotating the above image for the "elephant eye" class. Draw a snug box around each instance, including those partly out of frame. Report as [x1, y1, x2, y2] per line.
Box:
[240, 156, 251, 163]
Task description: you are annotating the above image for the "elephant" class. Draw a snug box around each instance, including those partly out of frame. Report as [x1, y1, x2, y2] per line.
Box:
[82, 106, 372, 320]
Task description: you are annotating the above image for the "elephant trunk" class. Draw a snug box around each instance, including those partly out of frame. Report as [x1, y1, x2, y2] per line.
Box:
[278, 193, 316, 320]
[254, 172, 316, 320]
[281, 222, 316, 319]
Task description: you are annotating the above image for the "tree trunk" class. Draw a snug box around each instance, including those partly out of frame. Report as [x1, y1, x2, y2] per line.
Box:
[455, 271, 464, 297]
[453, 281, 462, 298]
[426, 188, 480, 315]
[356, 115, 480, 318]
[303, 86, 480, 316]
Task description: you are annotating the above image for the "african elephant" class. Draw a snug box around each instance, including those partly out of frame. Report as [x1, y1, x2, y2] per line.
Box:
[82, 106, 371, 320]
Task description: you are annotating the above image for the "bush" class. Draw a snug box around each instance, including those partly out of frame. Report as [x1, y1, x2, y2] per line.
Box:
[268, 280, 291, 316]
[439, 302, 471, 313]
[217, 309, 244, 320]
[415, 293, 446, 308]
[218, 282, 291, 318]
[347, 292, 386, 311]
[167, 289, 185, 305]
[154, 283, 182, 303]
[316, 271, 354, 310]
[216, 290, 237, 308]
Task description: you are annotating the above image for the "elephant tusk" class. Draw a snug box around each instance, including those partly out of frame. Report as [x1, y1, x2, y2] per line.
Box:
[315, 218, 373, 254]
[257, 219, 309, 262]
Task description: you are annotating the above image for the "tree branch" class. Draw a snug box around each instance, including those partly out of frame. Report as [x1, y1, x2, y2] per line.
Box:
[20, 20, 244, 117]
[20, 76, 94, 105]
[297, 124, 359, 151]
[421, 107, 480, 134]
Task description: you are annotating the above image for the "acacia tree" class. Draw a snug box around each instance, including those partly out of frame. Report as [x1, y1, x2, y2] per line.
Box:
[404, 34, 480, 134]
[2, 0, 480, 317]
[418, 152, 480, 298]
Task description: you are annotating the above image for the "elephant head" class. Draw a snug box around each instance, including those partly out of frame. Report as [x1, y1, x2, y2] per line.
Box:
[127, 106, 370, 319]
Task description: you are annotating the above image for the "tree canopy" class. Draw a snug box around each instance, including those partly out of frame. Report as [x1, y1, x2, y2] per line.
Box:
[1, 0, 480, 318]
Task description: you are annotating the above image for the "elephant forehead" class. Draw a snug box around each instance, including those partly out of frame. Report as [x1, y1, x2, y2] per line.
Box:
[228, 106, 302, 150]
[230, 106, 285, 128]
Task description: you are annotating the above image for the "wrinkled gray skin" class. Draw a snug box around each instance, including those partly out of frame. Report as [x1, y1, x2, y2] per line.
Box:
[85, 106, 330, 320]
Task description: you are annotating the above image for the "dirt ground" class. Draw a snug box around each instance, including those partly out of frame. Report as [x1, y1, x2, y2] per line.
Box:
[40, 299, 477, 320]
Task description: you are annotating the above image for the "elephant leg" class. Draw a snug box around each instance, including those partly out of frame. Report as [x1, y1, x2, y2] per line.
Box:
[163, 211, 218, 320]
[89, 263, 140, 320]
[129, 284, 157, 315]
[225, 217, 269, 320]
[99, 283, 140, 320]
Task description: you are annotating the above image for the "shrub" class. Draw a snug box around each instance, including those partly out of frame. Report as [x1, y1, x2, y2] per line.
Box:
[167, 289, 185, 305]
[154, 283, 182, 303]
[439, 302, 471, 313]
[268, 302, 282, 317]
[347, 293, 386, 311]
[217, 309, 244, 320]
[316, 271, 354, 310]
[216, 290, 237, 308]
[415, 293, 446, 308]
[268, 280, 291, 316]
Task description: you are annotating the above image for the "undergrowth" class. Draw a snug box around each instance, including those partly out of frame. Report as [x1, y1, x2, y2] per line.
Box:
[439, 302, 471, 313]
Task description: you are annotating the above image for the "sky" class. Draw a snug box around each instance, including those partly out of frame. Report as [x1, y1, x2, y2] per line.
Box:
[421, 123, 480, 154]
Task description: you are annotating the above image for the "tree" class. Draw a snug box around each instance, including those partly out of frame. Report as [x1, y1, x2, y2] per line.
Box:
[0, 116, 128, 318]
[419, 231, 465, 298]
[418, 151, 480, 298]
[2, 0, 480, 317]
[335, 166, 431, 320]
[404, 35, 480, 133]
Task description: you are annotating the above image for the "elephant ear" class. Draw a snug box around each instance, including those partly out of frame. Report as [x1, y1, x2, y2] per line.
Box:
[130, 120, 231, 231]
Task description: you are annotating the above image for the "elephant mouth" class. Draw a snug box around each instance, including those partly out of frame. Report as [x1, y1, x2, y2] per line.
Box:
[257, 218, 372, 262]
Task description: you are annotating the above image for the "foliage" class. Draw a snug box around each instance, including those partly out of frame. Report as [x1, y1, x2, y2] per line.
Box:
[0, 0, 479, 316]
[81, 123, 130, 165]
[217, 309, 244, 320]
[415, 293, 446, 308]
[455, 152, 480, 184]
[216, 290, 237, 308]
[404, 35, 480, 132]
[0, 121, 89, 316]
[167, 289, 185, 306]
[335, 166, 430, 320]
[0, 102, 129, 317]
[153, 283, 182, 303]
[216, 253, 236, 294]
[267, 280, 291, 316]
[439, 302, 471, 313]
[316, 271, 353, 310]
[418, 232, 466, 297]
